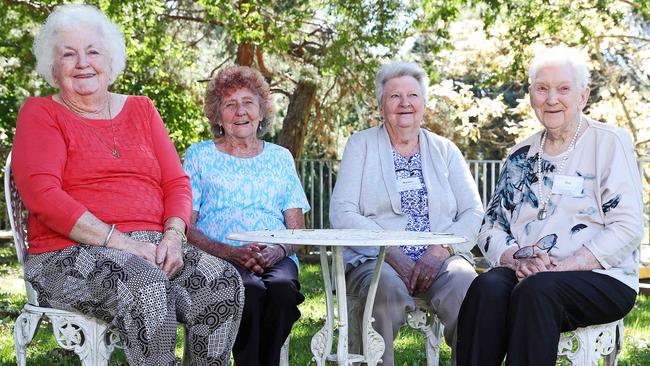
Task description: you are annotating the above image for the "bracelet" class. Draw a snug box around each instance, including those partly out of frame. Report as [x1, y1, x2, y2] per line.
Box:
[102, 224, 115, 247]
[164, 227, 187, 244]
[276, 243, 288, 257]
[442, 244, 455, 257]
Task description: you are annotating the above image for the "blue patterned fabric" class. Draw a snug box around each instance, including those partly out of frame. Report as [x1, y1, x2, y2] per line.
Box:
[393, 150, 430, 261]
[183, 141, 310, 265]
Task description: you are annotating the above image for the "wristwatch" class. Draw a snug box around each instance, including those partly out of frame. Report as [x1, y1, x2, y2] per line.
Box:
[442, 244, 455, 257]
[164, 227, 187, 245]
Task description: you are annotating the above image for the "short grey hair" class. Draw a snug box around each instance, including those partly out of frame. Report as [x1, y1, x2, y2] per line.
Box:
[529, 46, 590, 89]
[33, 4, 127, 88]
[375, 62, 429, 106]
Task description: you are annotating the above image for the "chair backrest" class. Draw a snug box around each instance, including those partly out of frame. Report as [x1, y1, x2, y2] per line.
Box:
[4, 153, 40, 305]
[4, 152, 28, 264]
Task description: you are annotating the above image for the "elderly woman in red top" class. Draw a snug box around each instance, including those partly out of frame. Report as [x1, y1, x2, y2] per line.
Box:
[11, 4, 243, 365]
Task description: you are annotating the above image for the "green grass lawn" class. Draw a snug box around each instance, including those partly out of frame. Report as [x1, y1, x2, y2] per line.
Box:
[0, 241, 649, 365]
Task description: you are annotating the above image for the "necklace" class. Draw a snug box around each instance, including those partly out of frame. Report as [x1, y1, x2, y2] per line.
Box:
[393, 139, 420, 158]
[59, 94, 120, 158]
[535, 116, 583, 220]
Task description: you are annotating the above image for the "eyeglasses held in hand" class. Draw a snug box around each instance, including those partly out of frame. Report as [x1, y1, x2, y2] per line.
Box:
[512, 234, 558, 260]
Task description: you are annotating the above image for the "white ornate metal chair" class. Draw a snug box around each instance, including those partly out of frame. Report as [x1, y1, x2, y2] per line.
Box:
[347, 294, 444, 366]
[557, 319, 624, 366]
[5, 153, 122, 366]
[280, 337, 290, 366]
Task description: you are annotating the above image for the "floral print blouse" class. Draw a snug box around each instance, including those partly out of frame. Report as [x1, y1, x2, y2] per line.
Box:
[479, 119, 643, 292]
[393, 150, 430, 261]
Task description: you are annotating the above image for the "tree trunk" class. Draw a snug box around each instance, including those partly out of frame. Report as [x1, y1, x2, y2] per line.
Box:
[278, 80, 317, 159]
[236, 43, 254, 66]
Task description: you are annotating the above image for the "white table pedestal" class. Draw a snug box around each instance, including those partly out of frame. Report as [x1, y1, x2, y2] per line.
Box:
[310, 245, 387, 366]
[228, 229, 466, 366]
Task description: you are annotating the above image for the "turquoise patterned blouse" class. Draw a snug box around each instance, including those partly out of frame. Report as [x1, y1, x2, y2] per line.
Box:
[183, 141, 310, 265]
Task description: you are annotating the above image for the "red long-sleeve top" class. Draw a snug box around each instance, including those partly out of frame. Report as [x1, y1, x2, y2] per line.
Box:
[11, 96, 191, 254]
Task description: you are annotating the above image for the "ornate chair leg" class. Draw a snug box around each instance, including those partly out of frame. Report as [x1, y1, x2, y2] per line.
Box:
[407, 307, 442, 366]
[50, 314, 115, 366]
[558, 322, 621, 366]
[605, 320, 624, 366]
[14, 310, 43, 366]
[427, 316, 443, 366]
[280, 335, 290, 366]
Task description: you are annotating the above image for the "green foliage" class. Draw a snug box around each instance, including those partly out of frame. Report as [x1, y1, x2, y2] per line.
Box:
[0, 2, 51, 159]
[1, 0, 648, 161]
[405, 0, 650, 159]
[100, 0, 209, 151]
[0, 0, 208, 156]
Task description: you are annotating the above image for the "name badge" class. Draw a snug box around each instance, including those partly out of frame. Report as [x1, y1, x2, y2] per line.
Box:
[552, 175, 584, 196]
[397, 177, 423, 192]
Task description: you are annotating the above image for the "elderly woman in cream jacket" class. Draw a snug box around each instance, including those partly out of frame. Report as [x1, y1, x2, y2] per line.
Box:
[329, 61, 484, 365]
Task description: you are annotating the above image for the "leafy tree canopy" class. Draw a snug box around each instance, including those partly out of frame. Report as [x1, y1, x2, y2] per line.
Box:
[1, 0, 648, 163]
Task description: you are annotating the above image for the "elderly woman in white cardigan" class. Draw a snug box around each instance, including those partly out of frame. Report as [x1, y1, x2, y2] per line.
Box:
[329, 61, 484, 366]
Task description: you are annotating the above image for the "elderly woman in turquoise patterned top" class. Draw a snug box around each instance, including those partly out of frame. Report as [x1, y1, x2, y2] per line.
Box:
[183, 65, 310, 366]
[329, 61, 484, 366]
[456, 47, 642, 366]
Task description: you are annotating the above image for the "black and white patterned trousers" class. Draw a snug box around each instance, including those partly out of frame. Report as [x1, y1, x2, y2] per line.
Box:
[23, 231, 244, 366]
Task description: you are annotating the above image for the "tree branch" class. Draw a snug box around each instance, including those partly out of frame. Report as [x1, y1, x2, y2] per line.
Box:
[164, 13, 224, 28]
[595, 34, 650, 43]
[256, 47, 272, 78]
[271, 88, 291, 98]
[3, 0, 52, 12]
[618, 0, 642, 10]
[198, 57, 233, 82]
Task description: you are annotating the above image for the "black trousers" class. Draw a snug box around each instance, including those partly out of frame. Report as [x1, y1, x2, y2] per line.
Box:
[456, 267, 636, 366]
[232, 257, 304, 366]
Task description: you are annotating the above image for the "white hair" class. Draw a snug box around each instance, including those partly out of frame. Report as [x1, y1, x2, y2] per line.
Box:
[529, 46, 590, 88]
[375, 62, 429, 106]
[33, 4, 126, 87]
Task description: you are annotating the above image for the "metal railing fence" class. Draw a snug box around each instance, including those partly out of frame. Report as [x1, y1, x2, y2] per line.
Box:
[2, 158, 649, 259]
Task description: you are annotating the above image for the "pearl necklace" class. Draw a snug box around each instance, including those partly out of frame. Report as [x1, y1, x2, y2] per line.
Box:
[536, 116, 583, 220]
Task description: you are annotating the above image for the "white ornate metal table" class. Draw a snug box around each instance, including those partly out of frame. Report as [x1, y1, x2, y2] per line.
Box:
[227, 228, 466, 366]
